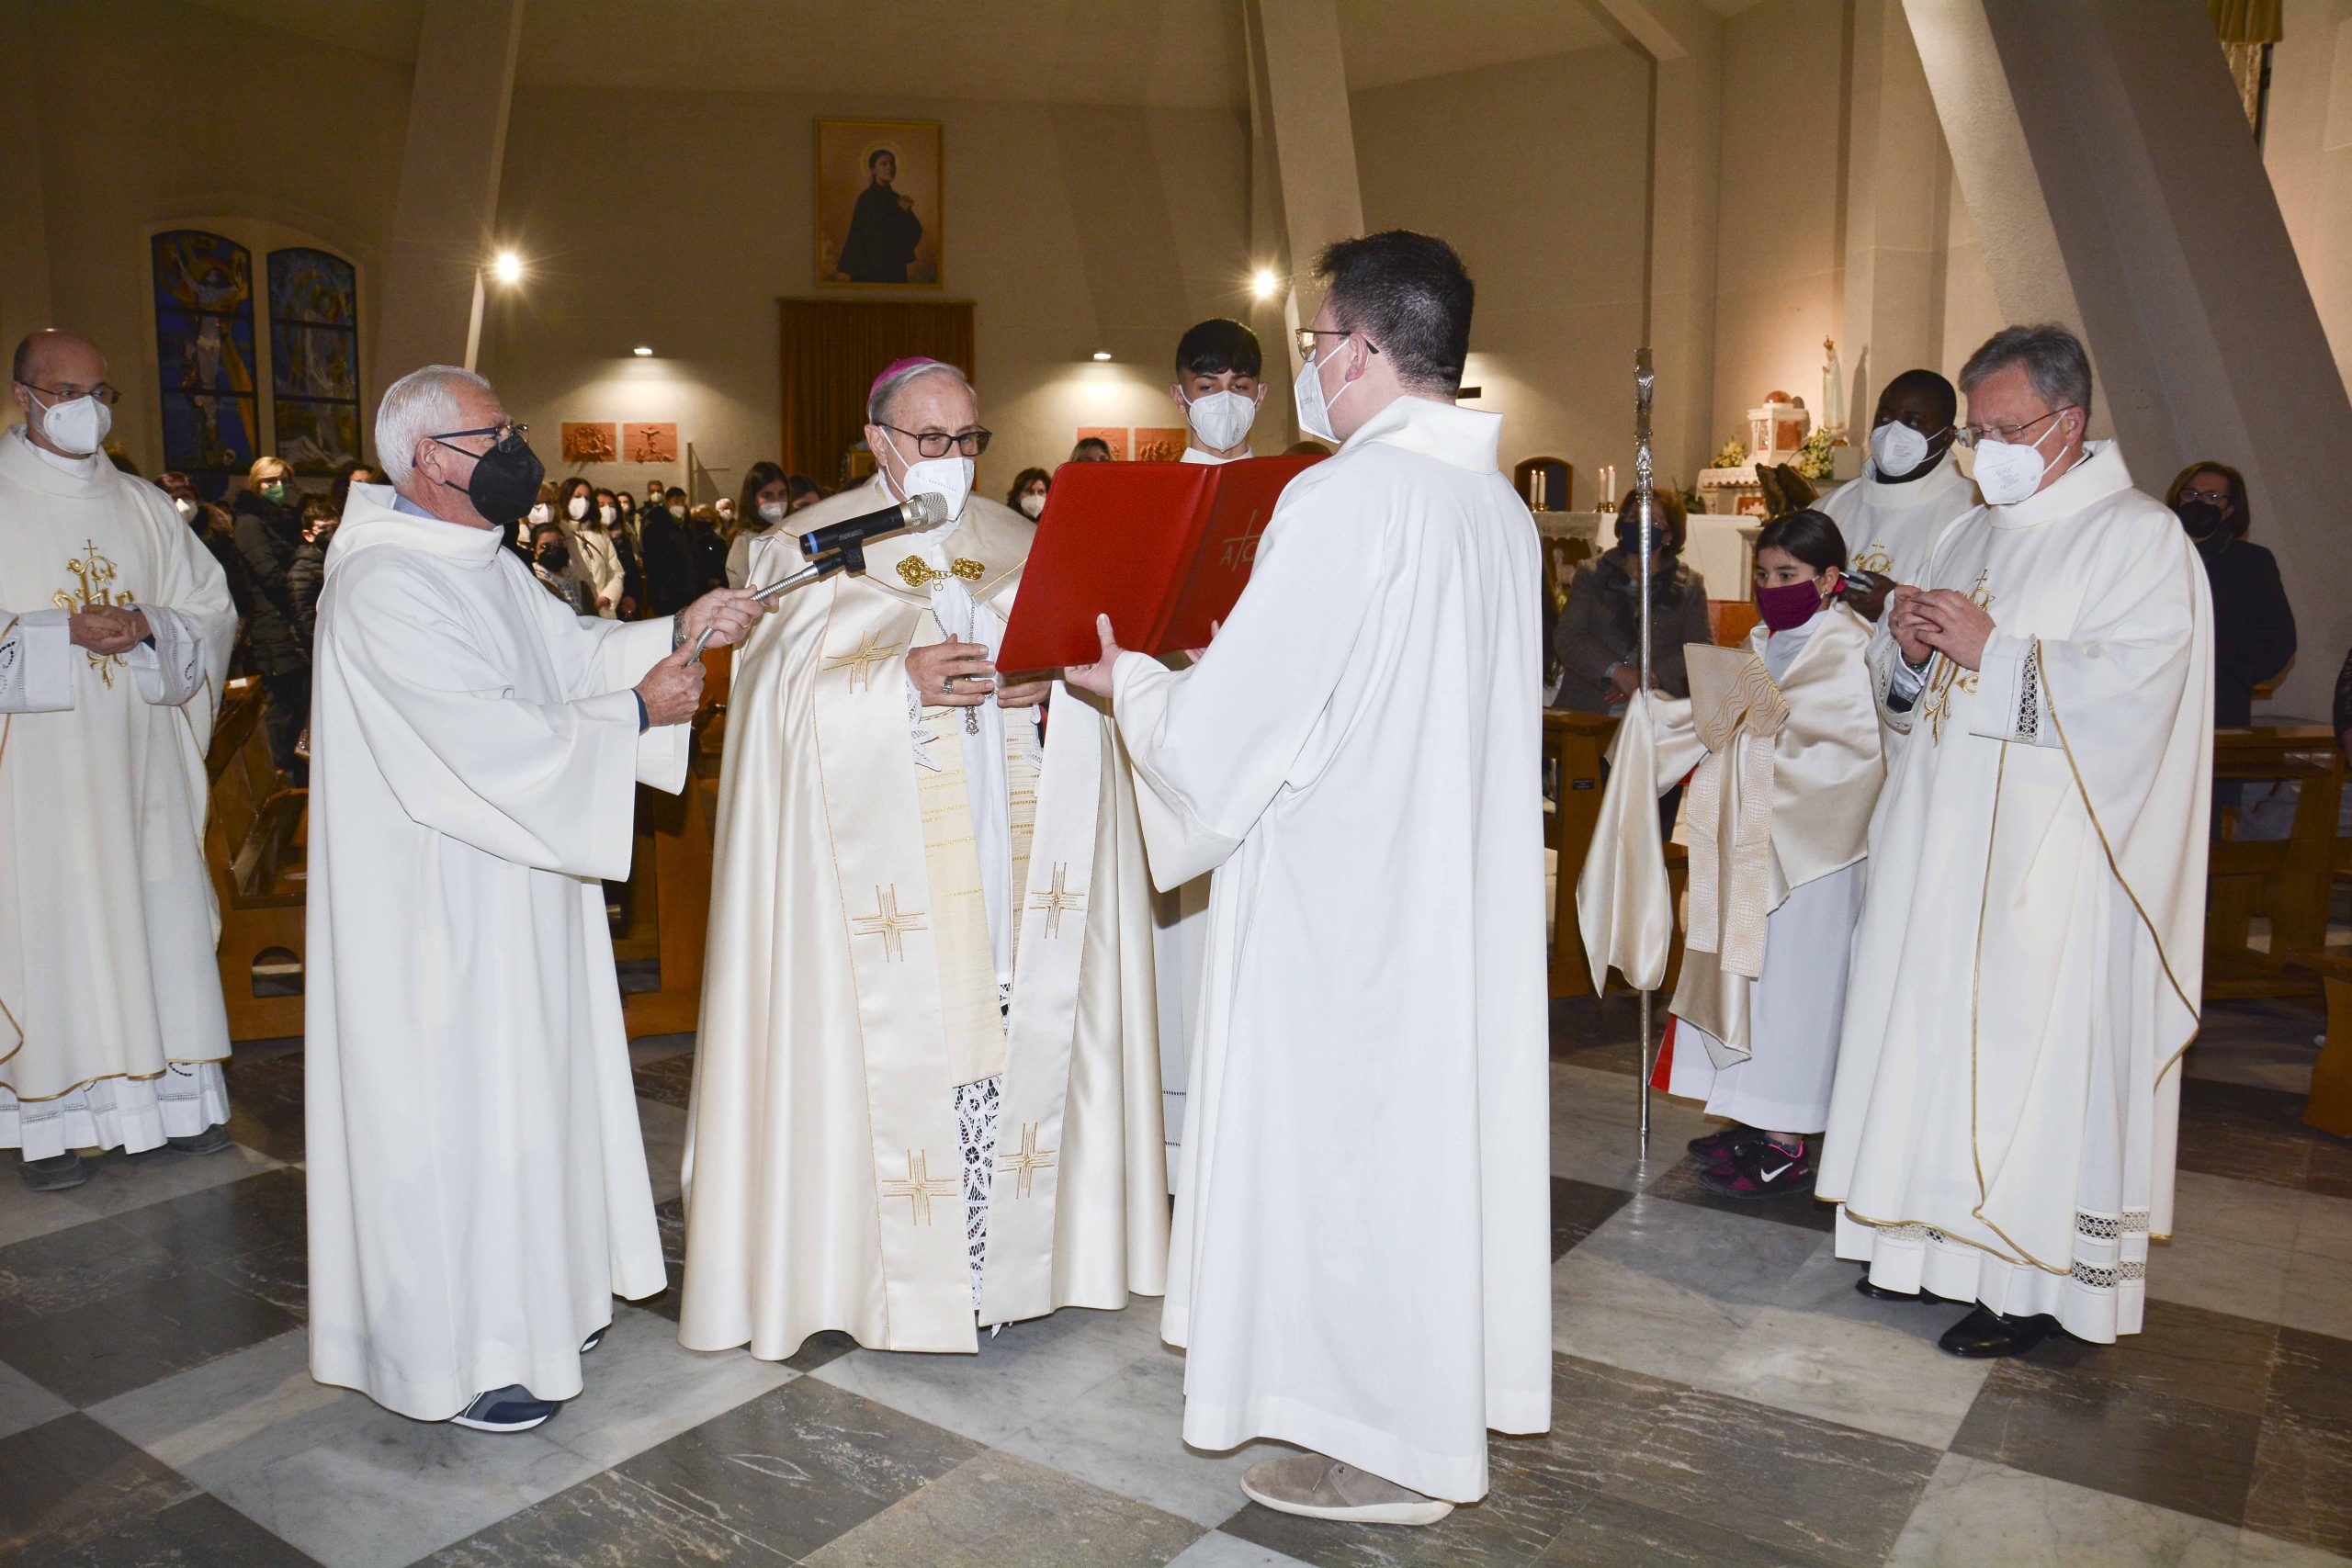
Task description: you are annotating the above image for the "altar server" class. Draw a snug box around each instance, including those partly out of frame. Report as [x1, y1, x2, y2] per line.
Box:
[1151, 318, 1266, 1181]
[1578, 510, 1883, 1199]
[1070, 231, 1547, 1523]
[1819, 325, 2211, 1358]
[1, 329, 236, 1190]
[680, 357, 1166, 1363]
[1816, 368, 1976, 615]
[305, 365, 763, 1431]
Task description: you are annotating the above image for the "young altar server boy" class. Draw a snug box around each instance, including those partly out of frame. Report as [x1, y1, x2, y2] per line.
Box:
[1577, 508, 1885, 1196]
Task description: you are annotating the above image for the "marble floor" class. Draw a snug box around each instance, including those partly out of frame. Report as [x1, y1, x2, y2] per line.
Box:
[2, 998, 2348, 1567]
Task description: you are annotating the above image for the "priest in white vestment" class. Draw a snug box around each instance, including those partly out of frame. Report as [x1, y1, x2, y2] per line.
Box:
[306, 365, 763, 1431]
[1818, 325, 2211, 1359]
[1816, 368, 1976, 618]
[1153, 317, 1267, 1187]
[1071, 232, 1548, 1524]
[1, 330, 236, 1191]
[680, 357, 1167, 1363]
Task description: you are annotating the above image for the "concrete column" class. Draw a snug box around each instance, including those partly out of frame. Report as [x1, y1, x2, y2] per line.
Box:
[1243, 0, 1365, 389]
[2263, 0, 2352, 394]
[1906, 0, 2352, 716]
[0, 0, 54, 362]
[371, 0, 525, 394]
[1841, 0, 1951, 410]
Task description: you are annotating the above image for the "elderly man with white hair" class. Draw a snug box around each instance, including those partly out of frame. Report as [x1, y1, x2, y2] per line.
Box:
[304, 364, 765, 1431]
[679, 355, 1167, 1362]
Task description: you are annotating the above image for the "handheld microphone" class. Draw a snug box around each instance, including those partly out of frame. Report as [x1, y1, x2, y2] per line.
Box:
[799, 491, 949, 563]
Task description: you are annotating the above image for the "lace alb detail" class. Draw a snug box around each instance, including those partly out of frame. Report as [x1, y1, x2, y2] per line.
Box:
[2075, 1209, 2152, 1241]
[2070, 1258, 2147, 1291]
[1871, 1220, 1954, 1245]
[2120, 1209, 2151, 1234]
[955, 1076, 1001, 1309]
[2014, 642, 2042, 743]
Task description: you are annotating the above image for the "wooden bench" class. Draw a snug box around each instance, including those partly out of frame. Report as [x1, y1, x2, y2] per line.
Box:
[205, 679, 308, 1041]
[2275, 949, 2352, 1137]
[1544, 709, 1687, 1000]
[2206, 726, 2342, 1001]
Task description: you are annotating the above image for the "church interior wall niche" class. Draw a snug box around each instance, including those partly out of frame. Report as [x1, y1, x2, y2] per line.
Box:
[817, 118, 944, 288]
[267, 247, 361, 475]
[153, 229, 258, 497]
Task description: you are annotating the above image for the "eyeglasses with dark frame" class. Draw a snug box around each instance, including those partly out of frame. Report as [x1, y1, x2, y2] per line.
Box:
[1292, 328, 1382, 361]
[19, 380, 122, 407]
[1957, 406, 2073, 448]
[426, 422, 528, 456]
[882, 424, 991, 459]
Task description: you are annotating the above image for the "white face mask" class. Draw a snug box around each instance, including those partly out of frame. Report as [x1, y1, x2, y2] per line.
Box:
[883, 433, 972, 525]
[1869, 419, 1946, 479]
[598, 503, 616, 525]
[566, 494, 590, 520]
[1183, 387, 1259, 452]
[1972, 413, 2068, 506]
[173, 496, 197, 519]
[1293, 343, 1353, 444]
[1019, 491, 1046, 519]
[528, 502, 552, 525]
[716, 502, 733, 519]
[28, 388, 112, 457]
[757, 498, 789, 524]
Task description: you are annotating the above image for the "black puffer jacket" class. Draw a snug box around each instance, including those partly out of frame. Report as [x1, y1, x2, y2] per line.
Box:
[231, 490, 309, 675]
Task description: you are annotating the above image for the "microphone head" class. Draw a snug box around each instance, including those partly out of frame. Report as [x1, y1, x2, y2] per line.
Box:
[907, 491, 950, 528]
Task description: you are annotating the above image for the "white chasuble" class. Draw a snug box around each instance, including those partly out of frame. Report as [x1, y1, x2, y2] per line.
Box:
[304, 486, 687, 1421]
[680, 481, 1166, 1361]
[1817, 443, 2212, 1343]
[0, 428, 236, 1155]
[1815, 451, 1977, 589]
[1114, 396, 1549, 1506]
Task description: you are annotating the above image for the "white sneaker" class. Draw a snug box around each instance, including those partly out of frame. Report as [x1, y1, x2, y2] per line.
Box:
[1241, 1453, 1453, 1527]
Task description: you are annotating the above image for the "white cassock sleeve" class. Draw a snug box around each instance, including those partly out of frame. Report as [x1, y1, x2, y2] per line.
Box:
[334, 558, 675, 882]
[1110, 490, 1382, 890]
[122, 493, 237, 728]
[507, 580, 692, 791]
[123, 605, 211, 708]
[0, 608, 76, 712]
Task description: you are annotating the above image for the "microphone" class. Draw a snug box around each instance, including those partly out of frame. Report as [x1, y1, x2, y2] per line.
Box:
[798, 491, 949, 564]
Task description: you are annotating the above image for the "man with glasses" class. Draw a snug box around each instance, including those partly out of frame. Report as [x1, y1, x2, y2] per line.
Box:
[0, 328, 238, 1191]
[1819, 323, 2213, 1359]
[680, 356, 1170, 1364]
[303, 364, 767, 1432]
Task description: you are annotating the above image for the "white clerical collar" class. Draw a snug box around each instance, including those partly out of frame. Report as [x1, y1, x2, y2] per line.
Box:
[8, 423, 102, 477]
[1181, 446, 1250, 466]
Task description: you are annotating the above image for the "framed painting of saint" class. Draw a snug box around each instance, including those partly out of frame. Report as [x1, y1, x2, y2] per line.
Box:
[816, 118, 943, 288]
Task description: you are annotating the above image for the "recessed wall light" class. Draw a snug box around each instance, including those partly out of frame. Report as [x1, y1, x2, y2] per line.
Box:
[1091, 351, 1113, 362]
[633, 346, 653, 357]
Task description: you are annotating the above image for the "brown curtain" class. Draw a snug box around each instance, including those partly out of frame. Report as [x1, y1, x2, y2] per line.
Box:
[2210, 0, 2282, 44]
[778, 299, 976, 486]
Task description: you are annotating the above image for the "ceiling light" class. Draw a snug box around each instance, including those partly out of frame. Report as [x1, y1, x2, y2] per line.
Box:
[1250, 268, 1279, 301]
[492, 250, 523, 285]
[633, 345, 653, 357]
[1091, 351, 1113, 362]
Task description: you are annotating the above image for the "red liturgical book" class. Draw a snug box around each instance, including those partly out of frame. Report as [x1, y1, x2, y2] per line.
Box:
[996, 453, 1325, 671]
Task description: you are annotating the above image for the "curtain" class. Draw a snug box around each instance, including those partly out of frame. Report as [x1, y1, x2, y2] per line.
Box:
[2210, 0, 2282, 44]
[778, 299, 976, 487]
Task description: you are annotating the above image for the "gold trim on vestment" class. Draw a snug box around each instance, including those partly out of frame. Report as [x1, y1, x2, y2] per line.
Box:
[0, 1058, 230, 1103]
[1835, 1203, 2031, 1269]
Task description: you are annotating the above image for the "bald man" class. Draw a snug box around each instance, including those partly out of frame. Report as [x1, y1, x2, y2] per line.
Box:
[0, 330, 238, 1190]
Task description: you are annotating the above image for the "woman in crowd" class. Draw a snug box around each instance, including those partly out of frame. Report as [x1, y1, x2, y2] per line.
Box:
[1554, 486, 1713, 714]
[725, 461, 795, 589]
[527, 520, 596, 615]
[610, 490, 647, 618]
[327, 457, 374, 519]
[2169, 460, 2294, 728]
[1007, 466, 1051, 519]
[687, 502, 729, 597]
[553, 474, 624, 616]
[231, 454, 312, 784]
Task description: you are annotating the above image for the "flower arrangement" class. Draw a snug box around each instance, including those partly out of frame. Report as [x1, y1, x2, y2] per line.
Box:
[1708, 436, 1749, 470]
[1792, 424, 1838, 481]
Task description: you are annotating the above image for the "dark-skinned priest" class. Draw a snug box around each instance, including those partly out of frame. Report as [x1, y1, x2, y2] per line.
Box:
[1067, 231, 1548, 1526]
[680, 356, 1167, 1362]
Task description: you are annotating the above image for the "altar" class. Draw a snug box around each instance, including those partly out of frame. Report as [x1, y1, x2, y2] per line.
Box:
[1532, 507, 1753, 601]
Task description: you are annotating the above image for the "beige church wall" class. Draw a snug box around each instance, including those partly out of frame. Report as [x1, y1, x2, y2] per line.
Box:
[17, 0, 413, 475]
[1348, 44, 1655, 497]
[1706, 0, 1849, 462]
[2265, 0, 2352, 400]
[478, 86, 1250, 504]
[1938, 164, 2002, 379]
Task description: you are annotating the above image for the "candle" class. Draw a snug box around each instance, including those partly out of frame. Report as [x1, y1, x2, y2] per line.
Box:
[1602, 465, 1616, 505]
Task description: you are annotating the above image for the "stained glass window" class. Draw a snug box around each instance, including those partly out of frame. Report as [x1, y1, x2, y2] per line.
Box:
[267, 247, 361, 475]
[152, 230, 258, 496]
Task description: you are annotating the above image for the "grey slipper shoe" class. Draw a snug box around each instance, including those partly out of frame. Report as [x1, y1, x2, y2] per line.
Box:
[1241, 1453, 1453, 1527]
[165, 1124, 233, 1155]
[19, 1153, 87, 1192]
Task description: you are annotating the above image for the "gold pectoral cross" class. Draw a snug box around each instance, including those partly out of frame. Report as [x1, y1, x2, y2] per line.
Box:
[52, 538, 129, 687]
[897, 558, 985, 591]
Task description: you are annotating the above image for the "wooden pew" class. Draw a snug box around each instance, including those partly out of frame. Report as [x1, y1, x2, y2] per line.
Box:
[2206, 726, 2341, 1001]
[205, 679, 308, 1041]
[1544, 709, 1688, 1000]
[617, 645, 729, 1039]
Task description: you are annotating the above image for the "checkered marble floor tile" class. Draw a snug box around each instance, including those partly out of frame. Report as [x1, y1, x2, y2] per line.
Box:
[2, 1006, 2347, 1566]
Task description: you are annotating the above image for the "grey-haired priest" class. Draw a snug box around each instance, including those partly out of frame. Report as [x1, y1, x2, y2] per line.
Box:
[303, 365, 766, 1432]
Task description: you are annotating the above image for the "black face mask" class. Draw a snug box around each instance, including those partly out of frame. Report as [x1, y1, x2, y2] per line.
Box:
[536, 542, 571, 572]
[429, 425, 546, 525]
[2177, 496, 2228, 543]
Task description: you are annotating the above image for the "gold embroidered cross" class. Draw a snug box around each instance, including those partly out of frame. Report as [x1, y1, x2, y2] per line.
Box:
[52, 538, 128, 687]
[823, 632, 901, 693]
[995, 1122, 1057, 1199]
[897, 558, 985, 591]
[1028, 863, 1085, 938]
[880, 1150, 957, 1225]
[850, 885, 926, 962]
[1920, 570, 1995, 746]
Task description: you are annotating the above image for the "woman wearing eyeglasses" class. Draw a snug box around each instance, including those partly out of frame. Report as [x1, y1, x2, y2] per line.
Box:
[2165, 460, 2292, 731]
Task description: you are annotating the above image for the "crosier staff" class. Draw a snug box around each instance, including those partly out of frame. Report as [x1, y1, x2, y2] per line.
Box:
[1632, 347, 1657, 1156]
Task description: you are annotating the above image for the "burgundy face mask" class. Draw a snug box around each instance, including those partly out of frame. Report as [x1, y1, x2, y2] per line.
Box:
[1756, 576, 1826, 632]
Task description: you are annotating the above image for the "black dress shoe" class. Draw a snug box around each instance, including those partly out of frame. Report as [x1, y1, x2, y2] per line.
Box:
[1854, 1270, 1927, 1303]
[1938, 1304, 2062, 1359]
